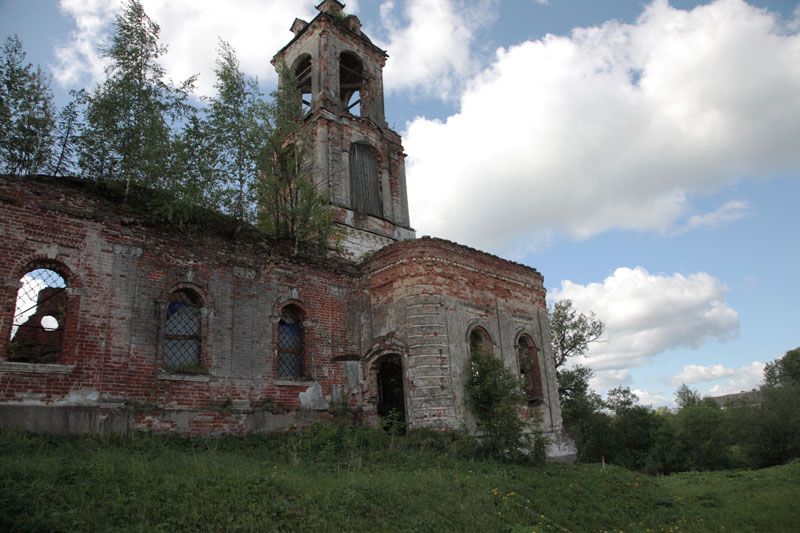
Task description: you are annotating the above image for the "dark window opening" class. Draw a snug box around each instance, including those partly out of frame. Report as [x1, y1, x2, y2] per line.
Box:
[377, 354, 405, 429]
[277, 305, 304, 378]
[349, 143, 382, 217]
[9, 268, 67, 364]
[339, 51, 365, 116]
[518, 335, 543, 405]
[294, 55, 312, 114]
[469, 327, 492, 356]
[164, 290, 201, 370]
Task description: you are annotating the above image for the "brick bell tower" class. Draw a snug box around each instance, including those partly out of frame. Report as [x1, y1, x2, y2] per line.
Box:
[272, 0, 415, 259]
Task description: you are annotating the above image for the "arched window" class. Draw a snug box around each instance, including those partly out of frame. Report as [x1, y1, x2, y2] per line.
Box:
[349, 143, 382, 217]
[164, 289, 202, 370]
[518, 335, 543, 404]
[469, 326, 492, 356]
[339, 51, 365, 116]
[277, 305, 304, 378]
[294, 54, 312, 114]
[9, 266, 67, 364]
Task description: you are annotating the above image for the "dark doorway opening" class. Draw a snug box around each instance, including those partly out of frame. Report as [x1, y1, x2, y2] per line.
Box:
[377, 354, 405, 427]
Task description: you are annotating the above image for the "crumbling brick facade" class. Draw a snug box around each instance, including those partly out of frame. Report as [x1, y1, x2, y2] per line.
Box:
[0, 1, 575, 461]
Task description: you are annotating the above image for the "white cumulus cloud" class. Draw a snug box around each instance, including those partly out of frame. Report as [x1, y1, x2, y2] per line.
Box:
[376, 0, 498, 99]
[55, 0, 318, 96]
[551, 266, 740, 371]
[671, 364, 736, 384]
[706, 361, 765, 395]
[404, 0, 800, 251]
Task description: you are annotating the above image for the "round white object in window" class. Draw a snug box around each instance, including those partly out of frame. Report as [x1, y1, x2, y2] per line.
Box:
[41, 315, 59, 332]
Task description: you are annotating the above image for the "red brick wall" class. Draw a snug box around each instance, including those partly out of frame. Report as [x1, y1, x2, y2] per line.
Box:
[0, 175, 362, 434]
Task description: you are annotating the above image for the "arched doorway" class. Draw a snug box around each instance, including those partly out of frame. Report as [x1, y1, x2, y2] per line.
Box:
[376, 354, 405, 424]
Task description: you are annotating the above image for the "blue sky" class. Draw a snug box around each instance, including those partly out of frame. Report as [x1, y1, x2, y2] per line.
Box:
[2, 0, 798, 406]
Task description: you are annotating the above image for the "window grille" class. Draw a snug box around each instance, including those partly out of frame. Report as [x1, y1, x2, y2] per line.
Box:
[164, 290, 201, 369]
[9, 268, 67, 364]
[277, 307, 303, 378]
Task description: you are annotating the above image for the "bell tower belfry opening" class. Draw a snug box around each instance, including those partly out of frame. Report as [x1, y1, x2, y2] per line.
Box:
[272, 0, 415, 259]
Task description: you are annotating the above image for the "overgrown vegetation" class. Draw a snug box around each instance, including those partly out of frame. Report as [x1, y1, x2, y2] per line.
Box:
[465, 347, 545, 461]
[1, 427, 797, 532]
[549, 301, 799, 473]
[559, 341, 800, 473]
[0, 0, 335, 252]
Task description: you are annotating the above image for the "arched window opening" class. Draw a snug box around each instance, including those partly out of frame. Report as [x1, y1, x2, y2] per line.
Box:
[9, 267, 67, 363]
[349, 143, 382, 217]
[294, 54, 312, 114]
[339, 51, 365, 116]
[518, 335, 543, 404]
[469, 327, 492, 356]
[164, 289, 202, 370]
[277, 305, 304, 378]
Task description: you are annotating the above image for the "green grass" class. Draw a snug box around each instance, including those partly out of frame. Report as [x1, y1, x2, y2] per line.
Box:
[0, 427, 797, 532]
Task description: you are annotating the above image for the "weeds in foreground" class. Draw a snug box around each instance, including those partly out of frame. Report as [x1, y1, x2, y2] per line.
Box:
[0, 427, 797, 532]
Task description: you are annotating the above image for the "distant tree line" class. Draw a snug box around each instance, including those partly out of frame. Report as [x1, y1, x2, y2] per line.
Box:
[0, 0, 334, 250]
[551, 300, 800, 473]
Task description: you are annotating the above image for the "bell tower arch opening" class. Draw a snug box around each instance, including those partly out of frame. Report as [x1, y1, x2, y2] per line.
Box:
[293, 54, 312, 114]
[339, 51, 365, 116]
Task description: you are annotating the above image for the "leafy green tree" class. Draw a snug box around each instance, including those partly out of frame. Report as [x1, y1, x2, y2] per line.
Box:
[50, 89, 85, 176]
[671, 402, 731, 471]
[257, 64, 336, 252]
[764, 347, 800, 387]
[79, 0, 194, 195]
[0, 35, 56, 175]
[605, 385, 639, 415]
[609, 404, 662, 471]
[557, 365, 610, 462]
[549, 299, 605, 370]
[464, 347, 538, 460]
[675, 383, 701, 410]
[205, 40, 268, 225]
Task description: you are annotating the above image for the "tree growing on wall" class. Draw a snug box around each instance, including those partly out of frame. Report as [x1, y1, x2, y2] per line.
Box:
[79, 0, 195, 196]
[257, 64, 336, 252]
[0, 35, 56, 175]
[204, 39, 269, 226]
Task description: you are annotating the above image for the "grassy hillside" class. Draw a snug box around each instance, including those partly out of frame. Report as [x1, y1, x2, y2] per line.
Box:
[1, 426, 797, 532]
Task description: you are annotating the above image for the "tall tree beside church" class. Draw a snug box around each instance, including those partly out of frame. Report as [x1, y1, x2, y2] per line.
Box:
[79, 0, 194, 195]
[205, 40, 268, 225]
[258, 64, 336, 252]
[0, 35, 56, 175]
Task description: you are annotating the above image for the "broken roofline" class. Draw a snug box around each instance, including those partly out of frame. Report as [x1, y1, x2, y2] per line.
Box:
[273, 7, 387, 65]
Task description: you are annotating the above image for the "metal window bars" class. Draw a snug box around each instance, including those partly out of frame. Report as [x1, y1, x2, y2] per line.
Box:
[164, 291, 201, 370]
[9, 268, 67, 363]
[277, 316, 303, 377]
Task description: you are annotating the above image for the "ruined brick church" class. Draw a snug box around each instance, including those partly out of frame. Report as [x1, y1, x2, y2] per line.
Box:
[0, 1, 575, 461]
